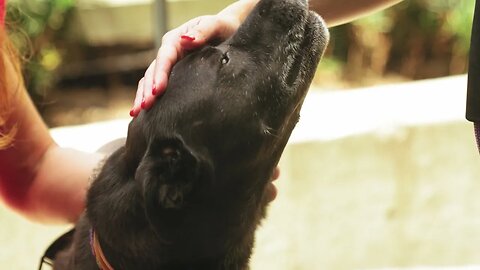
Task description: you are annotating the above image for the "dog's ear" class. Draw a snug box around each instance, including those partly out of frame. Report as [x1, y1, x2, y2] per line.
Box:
[136, 137, 211, 210]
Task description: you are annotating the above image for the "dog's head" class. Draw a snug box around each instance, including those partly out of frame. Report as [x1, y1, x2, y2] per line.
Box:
[87, 0, 328, 264]
[131, 0, 328, 208]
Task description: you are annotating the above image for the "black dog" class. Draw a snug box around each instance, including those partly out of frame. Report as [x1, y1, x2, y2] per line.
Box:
[53, 0, 328, 269]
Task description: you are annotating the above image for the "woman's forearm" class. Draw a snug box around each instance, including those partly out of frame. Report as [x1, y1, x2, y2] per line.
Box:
[0, 93, 104, 223]
[26, 146, 104, 223]
[310, 0, 403, 27]
[219, 0, 403, 28]
[0, 47, 102, 224]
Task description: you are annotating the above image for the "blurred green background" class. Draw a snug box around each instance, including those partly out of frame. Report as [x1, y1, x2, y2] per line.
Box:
[317, 0, 473, 86]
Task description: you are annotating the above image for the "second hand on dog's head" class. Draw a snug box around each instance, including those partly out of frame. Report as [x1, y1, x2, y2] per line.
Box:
[84, 0, 329, 269]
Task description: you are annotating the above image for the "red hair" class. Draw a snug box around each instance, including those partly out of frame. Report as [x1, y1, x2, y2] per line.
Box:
[0, 0, 5, 26]
[1, 1, 22, 149]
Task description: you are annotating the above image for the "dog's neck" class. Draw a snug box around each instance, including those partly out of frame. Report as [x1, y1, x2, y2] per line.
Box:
[88, 221, 257, 270]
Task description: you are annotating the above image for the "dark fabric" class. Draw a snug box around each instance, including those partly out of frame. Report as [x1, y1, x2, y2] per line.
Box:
[38, 229, 75, 270]
[475, 122, 480, 153]
[466, 0, 480, 121]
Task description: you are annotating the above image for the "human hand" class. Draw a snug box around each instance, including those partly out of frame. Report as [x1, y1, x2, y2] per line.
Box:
[130, 14, 242, 116]
[130, 0, 260, 116]
[266, 167, 280, 202]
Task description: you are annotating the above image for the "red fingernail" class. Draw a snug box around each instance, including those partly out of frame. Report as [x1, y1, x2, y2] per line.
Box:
[152, 86, 157, 96]
[181, 35, 195, 41]
[129, 109, 135, 117]
[141, 100, 146, 109]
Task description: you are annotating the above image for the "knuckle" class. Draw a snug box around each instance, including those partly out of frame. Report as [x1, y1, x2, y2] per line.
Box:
[161, 30, 175, 43]
[138, 77, 145, 86]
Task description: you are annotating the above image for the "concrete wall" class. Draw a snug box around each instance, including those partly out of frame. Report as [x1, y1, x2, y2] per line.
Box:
[1, 75, 479, 269]
[252, 122, 480, 269]
[250, 75, 480, 269]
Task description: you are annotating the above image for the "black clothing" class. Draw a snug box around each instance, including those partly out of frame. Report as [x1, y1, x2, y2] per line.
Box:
[466, 0, 480, 121]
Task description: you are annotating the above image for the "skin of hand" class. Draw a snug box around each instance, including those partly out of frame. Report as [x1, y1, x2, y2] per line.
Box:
[130, 0, 258, 116]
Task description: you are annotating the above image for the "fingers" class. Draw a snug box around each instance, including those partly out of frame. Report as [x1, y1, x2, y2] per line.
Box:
[272, 166, 280, 181]
[266, 167, 281, 202]
[141, 60, 157, 110]
[131, 78, 145, 117]
[130, 15, 240, 117]
[130, 32, 182, 116]
[266, 183, 278, 203]
[130, 23, 198, 116]
[151, 32, 184, 97]
[149, 15, 232, 96]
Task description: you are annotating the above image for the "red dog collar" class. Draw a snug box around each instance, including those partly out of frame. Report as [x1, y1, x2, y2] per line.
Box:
[90, 228, 115, 270]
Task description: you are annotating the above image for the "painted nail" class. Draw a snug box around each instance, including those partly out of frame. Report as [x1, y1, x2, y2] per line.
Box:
[129, 109, 135, 117]
[141, 100, 146, 109]
[152, 85, 157, 96]
[181, 35, 195, 41]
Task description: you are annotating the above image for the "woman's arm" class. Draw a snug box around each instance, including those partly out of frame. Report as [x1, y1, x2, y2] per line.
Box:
[0, 49, 104, 224]
[311, 0, 403, 27]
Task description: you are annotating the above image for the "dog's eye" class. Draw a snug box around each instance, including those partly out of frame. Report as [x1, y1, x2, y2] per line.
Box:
[221, 53, 230, 65]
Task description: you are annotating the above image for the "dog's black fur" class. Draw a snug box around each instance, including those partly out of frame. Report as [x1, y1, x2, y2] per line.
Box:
[53, 0, 328, 269]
